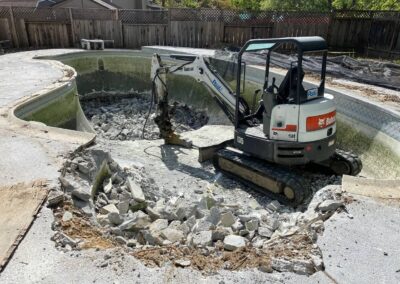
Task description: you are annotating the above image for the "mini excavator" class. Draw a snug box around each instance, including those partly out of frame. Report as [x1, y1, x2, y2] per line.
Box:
[150, 36, 362, 206]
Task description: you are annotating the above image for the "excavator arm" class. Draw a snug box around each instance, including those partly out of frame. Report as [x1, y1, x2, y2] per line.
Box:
[151, 53, 249, 125]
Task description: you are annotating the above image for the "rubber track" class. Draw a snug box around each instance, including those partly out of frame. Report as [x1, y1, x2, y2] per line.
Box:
[214, 149, 311, 207]
[332, 149, 363, 176]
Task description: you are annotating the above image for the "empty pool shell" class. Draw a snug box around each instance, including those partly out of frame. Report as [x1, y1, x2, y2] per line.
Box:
[11, 49, 400, 179]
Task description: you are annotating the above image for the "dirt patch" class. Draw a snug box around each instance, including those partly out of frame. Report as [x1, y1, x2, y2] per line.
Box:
[263, 234, 314, 260]
[133, 233, 316, 273]
[54, 203, 116, 250]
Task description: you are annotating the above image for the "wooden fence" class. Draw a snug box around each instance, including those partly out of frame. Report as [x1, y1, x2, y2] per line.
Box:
[0, 7, 399, 58]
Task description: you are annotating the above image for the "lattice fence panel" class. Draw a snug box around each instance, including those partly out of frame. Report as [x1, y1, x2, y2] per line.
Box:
[119, 9, 168, 24]
[222, 10, 275, 25]
[334, 10, 372, 19]
[170, 8, 200, 21]
[372, 11, 400, 21]
[0, 6, 10, 19]
[71, 8, 115, 21]
[11, 7, 69, 22]
[273, 12, 330, 24]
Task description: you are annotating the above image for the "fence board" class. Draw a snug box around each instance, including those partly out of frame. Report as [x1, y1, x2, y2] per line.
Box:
[72, 19, 122, 47]
[0, 18, 11, 41]
[123, 24, 167, 48]
[26, 22, 70, 48]
[15, 19, 29, 47]
[0, 7, 399, 58]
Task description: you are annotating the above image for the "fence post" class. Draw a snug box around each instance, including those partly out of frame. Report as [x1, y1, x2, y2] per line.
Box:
[220, 9, 224, 45]
[365, 10, 374, 57]
[326, 10, 335, 47]
[8, 6, 19, 48]
[69, 8, 75, 47]
[117, 9, 123, 48]
[388, 12, 400, 57]
[114, 9, 119, 21]
[167, 8, 171, 46]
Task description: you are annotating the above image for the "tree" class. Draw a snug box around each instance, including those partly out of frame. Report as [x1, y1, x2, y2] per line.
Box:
[156, 0, 400, 10]
[230, 0, 261, 10]
[260, 0, 331, 11]
[331, 0, 400, 10]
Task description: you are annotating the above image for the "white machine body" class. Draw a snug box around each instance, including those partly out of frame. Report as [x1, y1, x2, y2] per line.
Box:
[269, 94, 336, 143]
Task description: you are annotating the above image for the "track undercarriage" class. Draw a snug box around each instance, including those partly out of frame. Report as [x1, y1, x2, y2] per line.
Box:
[214, 147, 362, 206]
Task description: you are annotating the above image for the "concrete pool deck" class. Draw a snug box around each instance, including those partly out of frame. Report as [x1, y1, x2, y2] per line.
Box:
[0, 48, 399, 283]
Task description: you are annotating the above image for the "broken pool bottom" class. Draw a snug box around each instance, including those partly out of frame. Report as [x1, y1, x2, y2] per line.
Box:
[47, 138, 351, 276]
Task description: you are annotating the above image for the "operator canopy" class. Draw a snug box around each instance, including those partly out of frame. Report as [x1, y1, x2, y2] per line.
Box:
[243, 36, 328, 53]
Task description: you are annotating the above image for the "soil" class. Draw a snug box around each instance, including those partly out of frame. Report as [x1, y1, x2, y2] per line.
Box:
[56, 203, 116, 250]
[132, 233, 315, 273]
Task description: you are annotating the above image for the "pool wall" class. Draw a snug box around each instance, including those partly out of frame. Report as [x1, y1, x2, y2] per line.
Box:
[13, 50, 400, 179]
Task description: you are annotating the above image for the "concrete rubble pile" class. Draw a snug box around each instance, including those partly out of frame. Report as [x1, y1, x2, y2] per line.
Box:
[49, 147, 348, 276]
[81, 92, 209, 141]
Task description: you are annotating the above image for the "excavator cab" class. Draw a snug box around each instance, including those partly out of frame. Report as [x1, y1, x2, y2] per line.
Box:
[233, 37, 336, 166]
[237, 37, 328, 126]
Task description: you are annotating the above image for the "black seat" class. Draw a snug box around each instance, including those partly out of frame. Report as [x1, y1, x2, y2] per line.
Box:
[277, 66, 305, 103]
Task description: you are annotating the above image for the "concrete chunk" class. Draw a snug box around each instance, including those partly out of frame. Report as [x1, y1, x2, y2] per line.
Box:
[149, 219, 169, 232]
[175, 259, 191, 267]
[127, 177, 145, 202]
[223, 235, 246, 251]
[103, 178, 113, 194]
[161, 228, 184, 243]
[117, 201, 130, 214]
[293, 259, 315, 275]
[108, 212, 123, 225]
[146, 207, 161, 220]
[219, 211, 236, 227]
[206, 206, 221, 225]
[271, 258, 293, 272]
[192, 219, 215, 233]
[318, 200, 344, 212]
[245, 219, 259, 231]
[119, 211, 151, 231]
[175, 203, 196, 221]
[212, 227, 232, 241]
[198, 195, 216, 210]
[47, 191, 64, 207]
[72, 198, 94, 217]
[62, 211, 73, 222]
[258, 226, 273, 238]
[100, 204, 119, 215]
[231, 219, 244, 232]
[192, 231, 212, 247]
[115, 236, 127, 245]
[266, 200, 281, 212]
[260, 214, 280, 230]
[71, 187, 91, 201]
[141, 229, 163, 245]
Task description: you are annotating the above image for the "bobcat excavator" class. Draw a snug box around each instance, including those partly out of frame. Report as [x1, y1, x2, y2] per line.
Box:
[150, 36, 362, 206]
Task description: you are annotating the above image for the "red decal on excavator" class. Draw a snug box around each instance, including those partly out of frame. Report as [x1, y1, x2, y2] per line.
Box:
[272, 124, 297, 132]
[306, 111, 336, 132]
